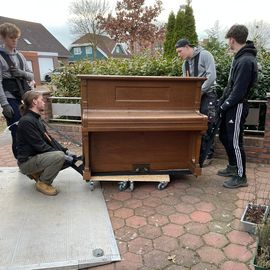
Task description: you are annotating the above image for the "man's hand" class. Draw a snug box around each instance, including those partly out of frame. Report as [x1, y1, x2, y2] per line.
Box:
[64, 154, 74, 164]
[66, 150, 77, 158]
[2, 104, 14, 119]
[66, 150, 82, 162]
[218, 106, 226, 118]
[10, 67, 27, 78]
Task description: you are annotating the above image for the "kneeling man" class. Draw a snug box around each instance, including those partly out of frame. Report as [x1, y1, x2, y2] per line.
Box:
[17, 91, 66, 196]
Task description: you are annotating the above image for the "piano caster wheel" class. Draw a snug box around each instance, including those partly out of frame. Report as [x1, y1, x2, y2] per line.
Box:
[89, 181, 94, 191]
[129, 181, 134, 191]
[118, 181, 128, 191]
[157, 181, 168, 190]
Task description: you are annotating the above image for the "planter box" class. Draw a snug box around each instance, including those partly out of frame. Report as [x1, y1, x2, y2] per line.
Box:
[253, 257, 268, 270]
[49, 97, 82, 123]
[240, 203, 270, 234]
[253, 245, 270, 270]
[52, 103, 81, 117]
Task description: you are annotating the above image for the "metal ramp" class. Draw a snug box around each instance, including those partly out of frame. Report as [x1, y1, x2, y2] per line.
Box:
[0, 167, 120, 270]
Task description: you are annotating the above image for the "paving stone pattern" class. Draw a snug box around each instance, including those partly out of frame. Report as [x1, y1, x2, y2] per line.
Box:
[1, 132, 270, 270]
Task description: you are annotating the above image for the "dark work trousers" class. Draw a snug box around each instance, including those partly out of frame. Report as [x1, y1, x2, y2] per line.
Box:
[200, 91, 217, 159]
[19, 151, 65, 185]
[4, 98, 21, 158]
[219, 102, 249, 177]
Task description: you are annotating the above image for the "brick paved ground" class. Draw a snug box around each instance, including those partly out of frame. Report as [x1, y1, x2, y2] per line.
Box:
[1, 130, 270, 270]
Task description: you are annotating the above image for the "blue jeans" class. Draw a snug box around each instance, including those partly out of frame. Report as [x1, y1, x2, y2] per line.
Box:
[3, 98, 21, 158]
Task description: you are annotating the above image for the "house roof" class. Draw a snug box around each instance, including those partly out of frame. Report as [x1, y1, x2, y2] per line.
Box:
[71, 33, 130, 58]
[0, 16, 70, 58]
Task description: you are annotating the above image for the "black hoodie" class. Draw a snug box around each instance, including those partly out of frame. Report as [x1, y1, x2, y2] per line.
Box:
[17, 110, 67, 163]
[221, 41, 258, 111]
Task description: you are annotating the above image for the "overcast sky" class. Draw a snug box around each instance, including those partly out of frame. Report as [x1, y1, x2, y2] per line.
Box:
[1, 0, 270, 48]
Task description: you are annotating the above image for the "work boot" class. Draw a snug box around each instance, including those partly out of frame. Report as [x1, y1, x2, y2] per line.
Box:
[217, 165, 237, 177]
[35, 181, 58, 196]
[223, 175, 248, 189]
[27, 172, 42, 182]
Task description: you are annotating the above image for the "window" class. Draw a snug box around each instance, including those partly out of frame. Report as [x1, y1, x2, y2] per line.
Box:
[86, 46, 93, 55]
[115, 46, 120, 53]
[74, 47, 81, 55]
[23, 38, 32, 45]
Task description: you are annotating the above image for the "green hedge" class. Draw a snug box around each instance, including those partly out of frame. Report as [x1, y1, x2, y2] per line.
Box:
[52, 55, 182, 97]
[52, 49, 270, 100]
[252, 49, 270, 99]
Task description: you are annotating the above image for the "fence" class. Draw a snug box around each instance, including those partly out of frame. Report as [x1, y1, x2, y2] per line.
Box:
[244, 100, 267, 134]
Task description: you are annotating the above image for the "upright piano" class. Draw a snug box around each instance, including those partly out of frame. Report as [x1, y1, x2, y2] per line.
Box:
[80, 75, 208, 183]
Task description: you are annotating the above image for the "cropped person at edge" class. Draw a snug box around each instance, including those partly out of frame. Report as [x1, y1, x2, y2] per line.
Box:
[0, 22, 34, 158]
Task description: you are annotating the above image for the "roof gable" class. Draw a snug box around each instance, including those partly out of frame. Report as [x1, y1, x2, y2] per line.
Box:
[0, 16, 70, 58]
[71, 33, 129, 57]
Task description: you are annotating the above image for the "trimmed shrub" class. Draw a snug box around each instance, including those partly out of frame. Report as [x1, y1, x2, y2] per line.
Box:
[51, 55, 182, 97]
[52, 48, 270, 101]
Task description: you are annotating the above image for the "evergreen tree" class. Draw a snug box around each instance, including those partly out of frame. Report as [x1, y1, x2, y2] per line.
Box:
[163, 12, 176, 59]
[183, 0, 198, 45]
[174, 9, 185, 48]
[163, 0, 198, 59]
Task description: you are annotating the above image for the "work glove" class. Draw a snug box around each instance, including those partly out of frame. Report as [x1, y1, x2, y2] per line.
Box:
[66, 150, 83, 162]
[218, 106, 226, 119]
[2, 104, 14, 119]
[64, 154, 74, 164]
[66, 150, 76, 158]
[10, 67, 28, 79]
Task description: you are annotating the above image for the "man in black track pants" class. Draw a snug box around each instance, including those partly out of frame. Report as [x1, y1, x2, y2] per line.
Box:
[217, 24, 258, 188]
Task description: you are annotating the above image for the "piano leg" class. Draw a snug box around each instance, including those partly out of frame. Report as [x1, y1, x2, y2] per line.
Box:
[82, 131, 91, 180]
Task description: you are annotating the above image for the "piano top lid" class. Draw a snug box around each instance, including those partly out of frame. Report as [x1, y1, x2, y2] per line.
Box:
[77, 74, 206, 82]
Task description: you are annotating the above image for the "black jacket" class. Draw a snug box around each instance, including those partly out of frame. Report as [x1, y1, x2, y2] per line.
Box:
[16, 110, 66, 163]
[221, 41, 258, 111]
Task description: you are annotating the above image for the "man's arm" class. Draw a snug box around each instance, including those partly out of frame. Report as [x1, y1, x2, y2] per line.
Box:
[10, 52, 34, 81]
[18, 120, 55, 153]
[201, 51, 216, 94]
[0, 64, 9, 107]
[221, 60, 253, 111]
[19, 52, 34, 81]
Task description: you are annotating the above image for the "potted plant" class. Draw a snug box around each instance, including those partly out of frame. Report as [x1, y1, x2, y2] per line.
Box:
[240, 177, 270, 234]
[240, 203, 270, 234]
[253, 223, 270, 269]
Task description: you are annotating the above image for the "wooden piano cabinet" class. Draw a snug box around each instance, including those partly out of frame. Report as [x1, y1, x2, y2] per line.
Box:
[79, 75, 208, 181]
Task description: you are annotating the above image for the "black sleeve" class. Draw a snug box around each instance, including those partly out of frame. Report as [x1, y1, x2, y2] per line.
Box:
[48, 135, 68, 152]
[19, 120, 56, 153]
[39, 119, 67, 152]
[221, 60, 253, 111]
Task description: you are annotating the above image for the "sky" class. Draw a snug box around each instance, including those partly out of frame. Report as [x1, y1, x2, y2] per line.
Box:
[1, 0, 270, 48]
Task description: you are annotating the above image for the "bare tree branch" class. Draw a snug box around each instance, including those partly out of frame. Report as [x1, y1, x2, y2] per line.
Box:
[247, 20, 270, 49]
[205, 20, 227, 43]
[69, 0, 111, 59]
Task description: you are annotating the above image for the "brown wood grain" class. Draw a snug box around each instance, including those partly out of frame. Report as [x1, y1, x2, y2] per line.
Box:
[80, 76, 207, 180]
